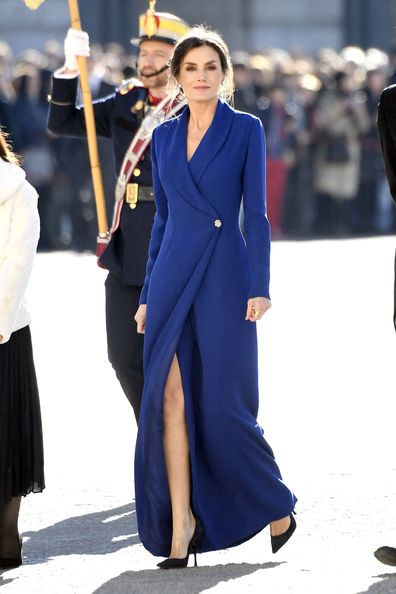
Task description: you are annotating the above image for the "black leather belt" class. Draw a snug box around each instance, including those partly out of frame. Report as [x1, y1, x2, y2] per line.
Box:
[125, 183, 154, 209]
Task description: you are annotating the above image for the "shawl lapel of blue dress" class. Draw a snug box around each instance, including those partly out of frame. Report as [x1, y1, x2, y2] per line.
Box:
[164, 99, 235, 217]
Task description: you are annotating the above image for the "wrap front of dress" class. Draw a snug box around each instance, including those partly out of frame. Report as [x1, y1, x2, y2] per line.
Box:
[135, 99, 297, 556]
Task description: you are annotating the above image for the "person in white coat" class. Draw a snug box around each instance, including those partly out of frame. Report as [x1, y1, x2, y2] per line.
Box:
[0, 129, 44, 569]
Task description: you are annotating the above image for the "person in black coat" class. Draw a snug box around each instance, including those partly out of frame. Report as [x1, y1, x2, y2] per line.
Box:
[48, 6, 189, 421]
[377, 84, 396, 330]
[374, 83, 396, 567]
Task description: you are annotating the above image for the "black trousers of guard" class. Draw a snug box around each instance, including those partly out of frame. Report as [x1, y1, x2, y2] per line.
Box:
[105, 273, 144, 422]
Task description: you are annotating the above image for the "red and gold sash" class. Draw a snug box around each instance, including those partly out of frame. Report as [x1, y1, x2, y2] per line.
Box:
[96, 92, 186, 261]
[112, 92, 186, 232]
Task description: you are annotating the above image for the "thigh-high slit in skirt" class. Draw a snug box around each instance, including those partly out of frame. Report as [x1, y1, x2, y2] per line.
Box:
[134, 232, 297, 557]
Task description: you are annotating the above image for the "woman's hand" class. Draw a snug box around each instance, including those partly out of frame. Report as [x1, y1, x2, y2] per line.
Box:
[135, 304, 147, 334]
[245, 297, 271, 322]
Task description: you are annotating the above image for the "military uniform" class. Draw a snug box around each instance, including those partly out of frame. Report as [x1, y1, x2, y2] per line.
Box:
[48, 8, 189, 421]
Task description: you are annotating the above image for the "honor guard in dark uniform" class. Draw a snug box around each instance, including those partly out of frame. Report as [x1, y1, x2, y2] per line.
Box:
[48, 3, 189, 421]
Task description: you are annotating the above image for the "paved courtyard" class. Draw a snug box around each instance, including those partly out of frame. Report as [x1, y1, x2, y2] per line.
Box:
[1, 237, 395, 593]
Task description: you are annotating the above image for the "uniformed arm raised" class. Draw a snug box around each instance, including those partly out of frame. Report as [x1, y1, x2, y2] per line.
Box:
[377, 88, 396, 206]
[139, 129, 168, 305]
[243, 117, 271, 300]
[48, 74, 113, 139]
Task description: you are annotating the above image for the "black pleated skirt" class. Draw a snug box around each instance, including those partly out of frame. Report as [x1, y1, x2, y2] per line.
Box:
[0, 325, 45, 509]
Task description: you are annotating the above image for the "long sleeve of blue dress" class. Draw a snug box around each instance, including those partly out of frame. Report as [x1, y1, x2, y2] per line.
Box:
[243, 118, 271, 299]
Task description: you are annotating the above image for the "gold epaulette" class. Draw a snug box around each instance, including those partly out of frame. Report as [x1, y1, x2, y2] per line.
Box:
[117, 77, 145, 96]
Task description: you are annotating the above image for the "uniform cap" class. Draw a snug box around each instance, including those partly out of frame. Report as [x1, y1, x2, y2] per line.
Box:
[131, 1, 189, 46]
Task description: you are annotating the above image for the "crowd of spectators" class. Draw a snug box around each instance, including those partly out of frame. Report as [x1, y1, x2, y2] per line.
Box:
[0, 39, 135, 251]
[0, 38, 395, 251]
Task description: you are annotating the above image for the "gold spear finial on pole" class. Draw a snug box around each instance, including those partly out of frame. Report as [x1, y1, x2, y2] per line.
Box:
[22, 0, 45, 9]
[148, 0, 157, 15]
[21, 0, 108, 238]
[145, 0, 158, 37]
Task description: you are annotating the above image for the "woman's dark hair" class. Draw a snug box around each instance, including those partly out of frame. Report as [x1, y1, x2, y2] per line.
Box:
[0, 129, 19, 165]
[169, 26, 234, 102]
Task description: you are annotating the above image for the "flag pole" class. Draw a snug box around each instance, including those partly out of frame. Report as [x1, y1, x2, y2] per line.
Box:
[67, 0, 108, 237]
[22, 0, 109, 238]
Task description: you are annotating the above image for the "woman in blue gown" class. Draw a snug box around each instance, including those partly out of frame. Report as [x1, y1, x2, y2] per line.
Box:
[134, 27, 297, 568]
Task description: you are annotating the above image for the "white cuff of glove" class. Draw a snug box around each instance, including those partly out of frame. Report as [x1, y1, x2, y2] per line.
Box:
[64, 53, 79, 72]
[53, 67, 79, 79]
[64, 27, 90, 72]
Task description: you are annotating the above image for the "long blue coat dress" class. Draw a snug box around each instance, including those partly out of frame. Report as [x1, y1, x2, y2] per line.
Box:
[135, 99, 297, 557]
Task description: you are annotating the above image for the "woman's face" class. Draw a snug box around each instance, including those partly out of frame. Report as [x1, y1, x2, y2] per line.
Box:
[178, 45, 224, 104]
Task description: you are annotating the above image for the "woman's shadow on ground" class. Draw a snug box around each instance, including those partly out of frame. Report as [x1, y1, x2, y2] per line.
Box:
[3, 503, 285, 593]
[0, 505, 136, 586]
[21, 502, 138, 565]
[358, 572, 396, 594]
[93, 561, 284, 594]
[0, 574, 13, 586]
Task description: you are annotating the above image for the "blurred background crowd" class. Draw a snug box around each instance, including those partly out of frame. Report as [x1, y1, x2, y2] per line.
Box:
[0, 38, 395, 251]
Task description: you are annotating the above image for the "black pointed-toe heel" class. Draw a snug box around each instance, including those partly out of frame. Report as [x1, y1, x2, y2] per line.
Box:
[157, 518, 204, 570]
[157, 554, 189, 570]
[271, 513, 296, 554]
[0, 536, 22, 569]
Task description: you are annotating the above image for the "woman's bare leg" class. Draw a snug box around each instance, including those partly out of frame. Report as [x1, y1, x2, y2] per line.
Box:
[163, 354, 289, 547]
[163, 355, 196, 558]
[270, 516, 291, 536]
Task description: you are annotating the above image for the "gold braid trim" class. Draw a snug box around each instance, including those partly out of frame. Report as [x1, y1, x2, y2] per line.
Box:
[47, 96, 74, 106]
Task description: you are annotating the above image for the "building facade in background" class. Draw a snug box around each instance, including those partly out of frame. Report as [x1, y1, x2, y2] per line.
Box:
[0, 0, 394, 57]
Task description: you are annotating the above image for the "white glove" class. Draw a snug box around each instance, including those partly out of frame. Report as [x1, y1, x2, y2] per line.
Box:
[64, 27, 90, 71]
